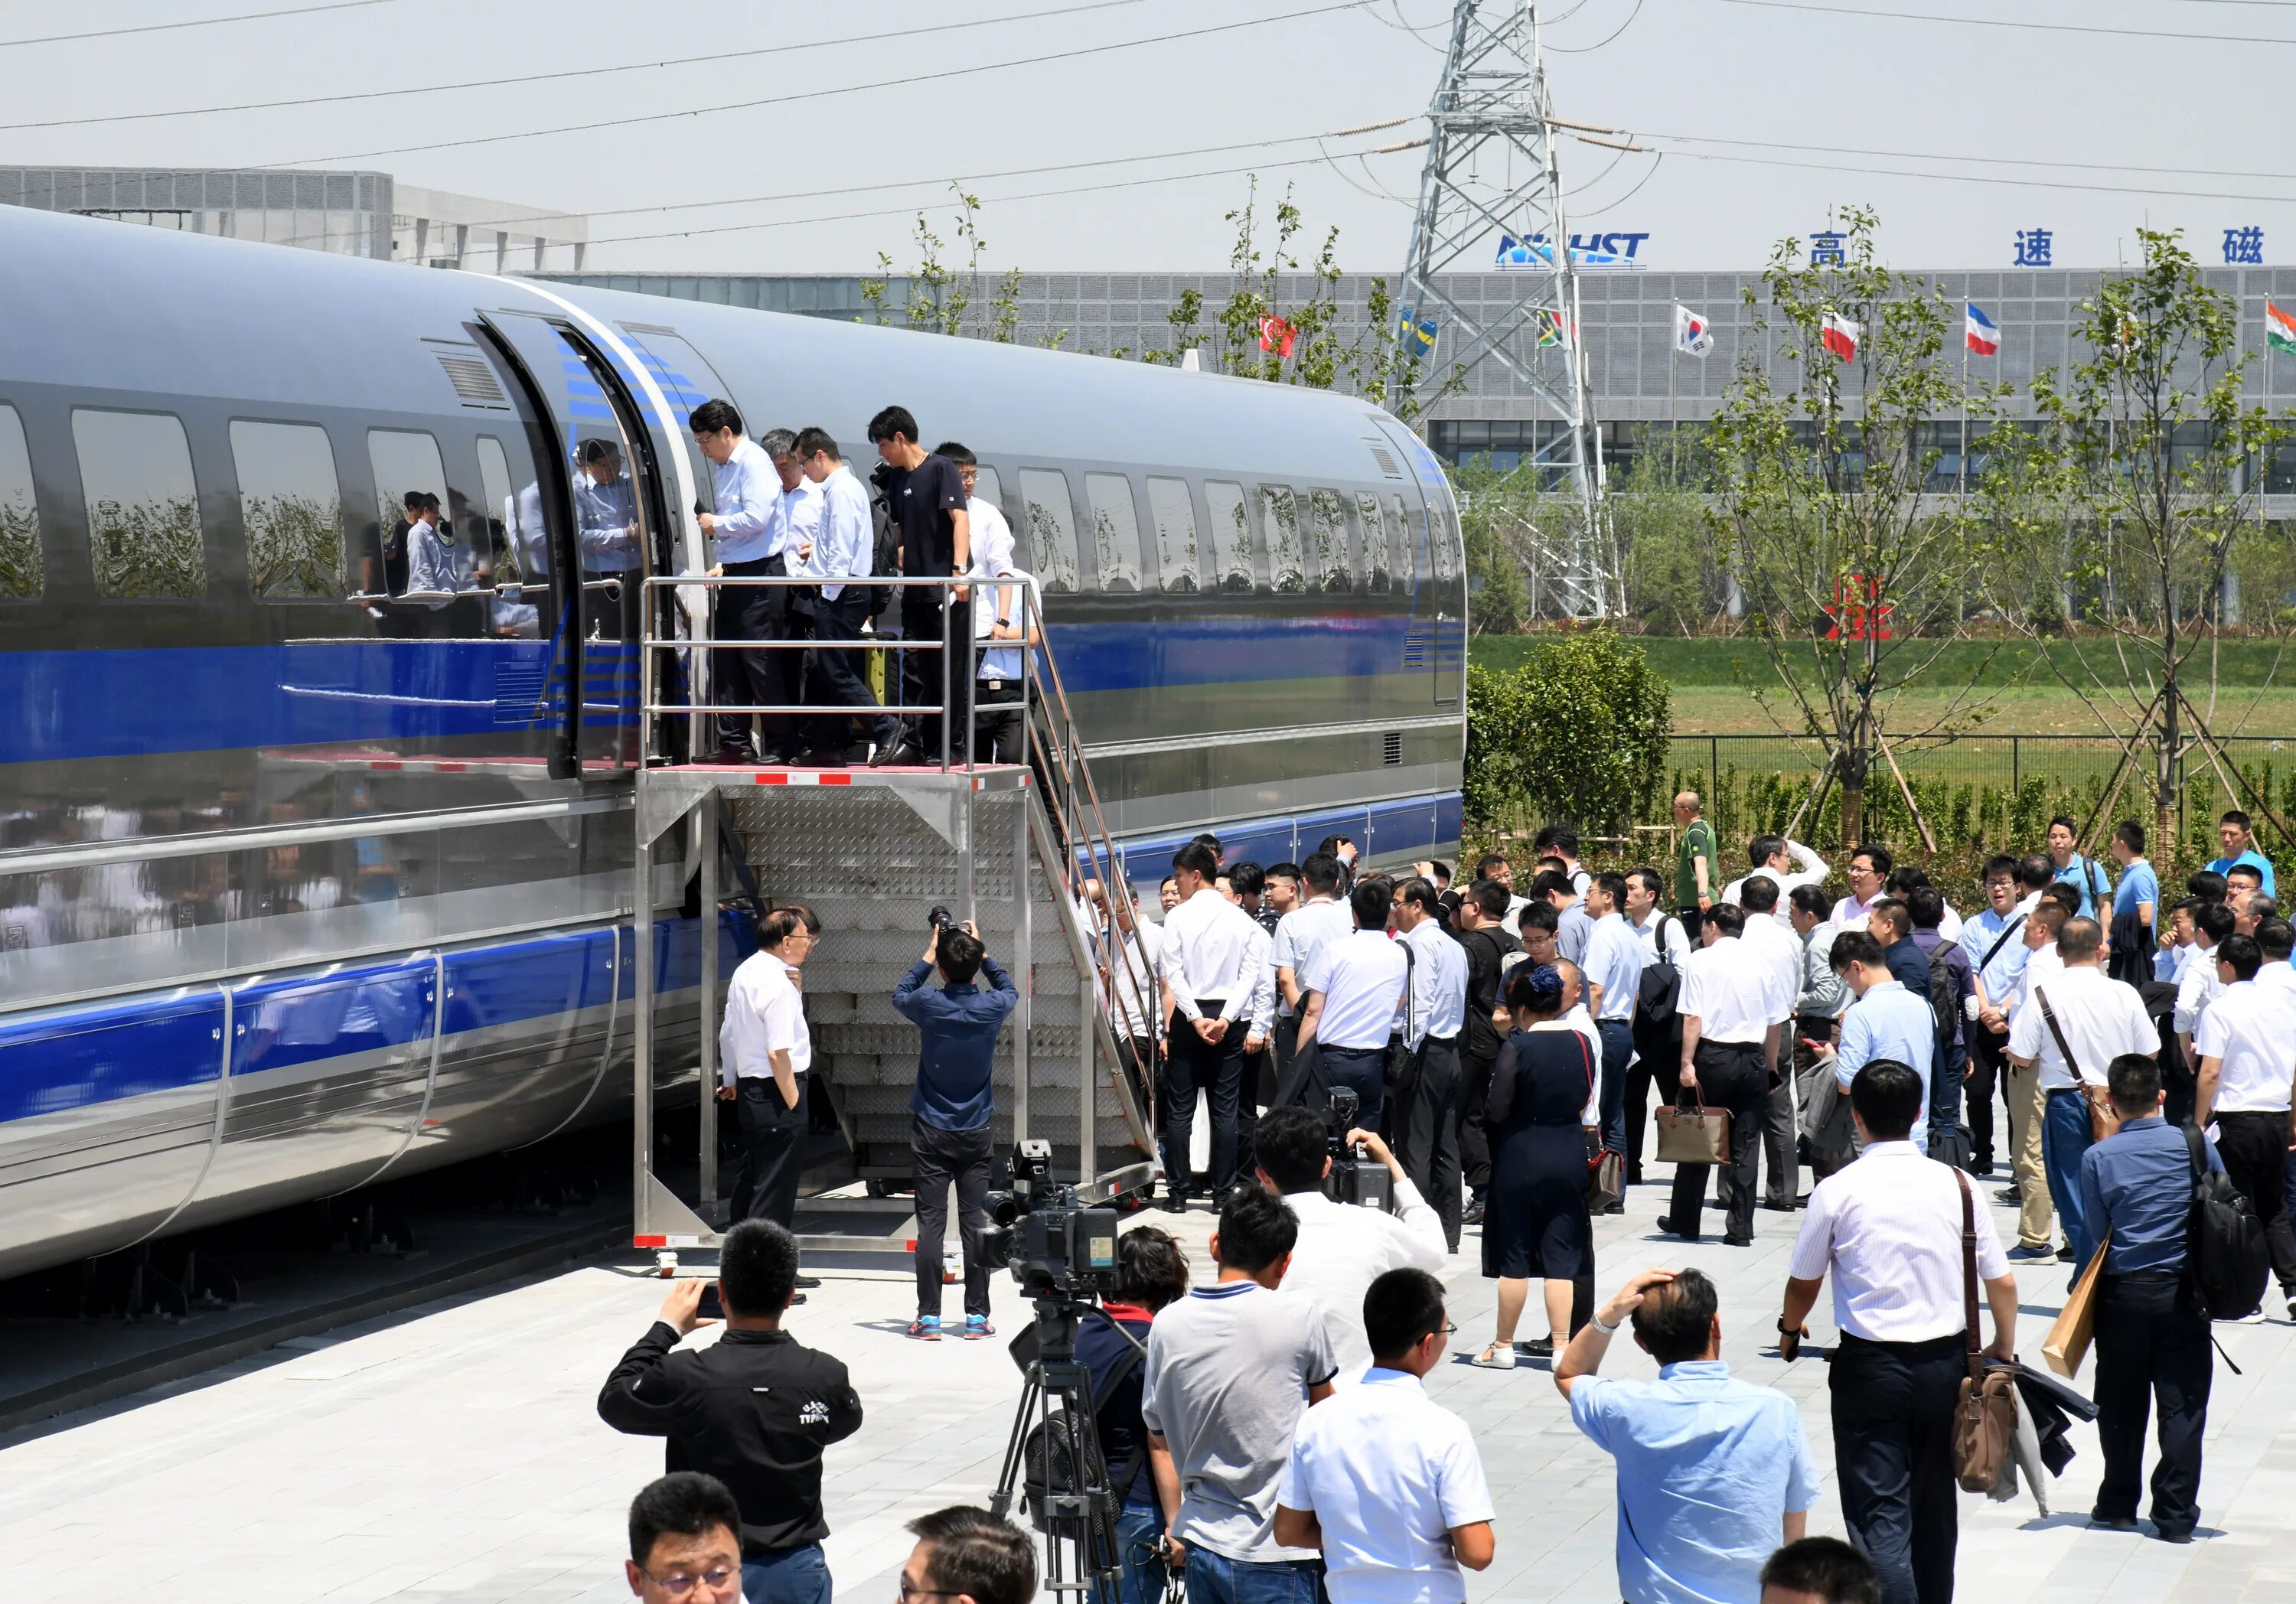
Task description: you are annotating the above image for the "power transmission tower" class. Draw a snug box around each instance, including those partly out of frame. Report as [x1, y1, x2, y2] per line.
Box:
[1397, 0, 1616, 618]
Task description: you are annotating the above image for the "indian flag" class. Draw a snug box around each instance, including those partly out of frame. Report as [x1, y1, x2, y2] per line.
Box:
[2270, 299, 2296, 354]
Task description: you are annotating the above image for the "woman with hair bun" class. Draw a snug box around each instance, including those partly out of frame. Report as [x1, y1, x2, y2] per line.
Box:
[1472, 963, 1600, 1369]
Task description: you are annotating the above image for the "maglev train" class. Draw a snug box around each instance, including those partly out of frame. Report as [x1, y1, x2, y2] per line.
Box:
[0, 204, 1466, 1283]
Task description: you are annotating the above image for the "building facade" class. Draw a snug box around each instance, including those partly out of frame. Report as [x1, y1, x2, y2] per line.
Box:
[1, 166, 588, 273]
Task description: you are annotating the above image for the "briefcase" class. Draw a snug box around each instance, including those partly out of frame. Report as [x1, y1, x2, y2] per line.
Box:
[1654, 1089, 1730, 1166]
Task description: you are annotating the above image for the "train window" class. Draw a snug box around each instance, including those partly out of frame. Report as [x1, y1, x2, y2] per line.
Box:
[1083, 473, 1143, 592]
[475, 435, 520, 585]
[1202, 479, 1254, 593]
[0, 404, 41, 599]
[1357, 493, 1390, 593]
[367, 428, 458, 601]
[1430, 499, 1459, 582]
[1145, 475, 1199, 592]
[1307, 488, 1352, 592]
[73, 409, 204, 598]
[1018, 468, 1079, 594]
[1383, 494, 1414, 591]
[231, 421, 344, 599]
[1258, 485, 1306, 594]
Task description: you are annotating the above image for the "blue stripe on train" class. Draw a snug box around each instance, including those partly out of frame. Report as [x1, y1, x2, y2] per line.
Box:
[0, 611, 1459, 764]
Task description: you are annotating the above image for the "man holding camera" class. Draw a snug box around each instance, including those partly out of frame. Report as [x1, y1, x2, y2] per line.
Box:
[893, 911, 1019, 1341]
[1254, 1104, 1447, 1386]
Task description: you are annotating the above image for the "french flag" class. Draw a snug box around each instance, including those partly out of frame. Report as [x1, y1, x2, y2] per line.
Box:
[1965, 302, 2000, 357]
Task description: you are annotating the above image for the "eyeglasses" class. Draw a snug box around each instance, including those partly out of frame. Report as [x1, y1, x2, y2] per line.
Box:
[638, 1564, 739, 1599]
[1436, 1322, 1459, 1336]
[898, 1580, 961, 1602]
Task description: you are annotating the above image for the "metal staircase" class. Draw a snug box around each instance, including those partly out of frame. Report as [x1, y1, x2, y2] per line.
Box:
[626, 575, 1163, 1260]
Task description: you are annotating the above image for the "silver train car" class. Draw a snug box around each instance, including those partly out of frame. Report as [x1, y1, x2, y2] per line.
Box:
[0, 205, 1466, 1281]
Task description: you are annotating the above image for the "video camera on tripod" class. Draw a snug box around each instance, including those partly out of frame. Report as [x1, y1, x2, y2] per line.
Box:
[982, 1139, 1120, 1299]
[1322, 1087, 1393, 1211]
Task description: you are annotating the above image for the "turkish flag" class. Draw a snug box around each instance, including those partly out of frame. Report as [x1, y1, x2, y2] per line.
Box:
[1258, 315, 1297, 357]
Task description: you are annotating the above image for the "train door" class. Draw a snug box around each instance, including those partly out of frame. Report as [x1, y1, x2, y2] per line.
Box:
[478, 312, 660, 773]
[1369, 418, 1463, 709]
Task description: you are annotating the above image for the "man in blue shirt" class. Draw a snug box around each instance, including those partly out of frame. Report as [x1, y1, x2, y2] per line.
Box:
[2108, 822, 2161, 988]
[892, 917, 1018, 1341]
[2207, 809, 2277, 899]
[1821, 930, 1937, 1153]
[1958, 856, 2033, 1177]
[791, 427, 902, 764]
[2046, 815, 2114, 920]
[694, 399, 799, 765]
[1556, 1267, 1819, 1604]
[2079, 1051, 2221, 1544]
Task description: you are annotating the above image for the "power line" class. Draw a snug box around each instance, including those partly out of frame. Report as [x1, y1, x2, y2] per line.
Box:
[1649, 129, 2296, 187]
[1671, 145, 2296, 207]
[1711, 0, 2296, 47]
[1548, 0, 1645, 52]
[0, 0, 400, 50]
[0, 0, 1162, 134]
[258, 0, 1381, 170]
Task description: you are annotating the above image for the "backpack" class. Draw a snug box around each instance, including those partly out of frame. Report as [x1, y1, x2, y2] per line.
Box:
[1925, 941, 1963, 1048]
[863, 478, 901, 619]
[1633, 914, 1684, 1060]
[1019, 1321, 1146, 1536]
[2184, 1123, 2271, 1320]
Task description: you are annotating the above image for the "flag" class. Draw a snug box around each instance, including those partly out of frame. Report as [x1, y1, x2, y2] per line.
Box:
[1965, 302, 2000, 357]
[1401, 311, 1439, 356]
[1536, 308, 1574, 348]
[1674, 304, 1713, 357]
[2269, 299, 2296, 355]
[1821, 311, 1860, 364]
[1257, 315, 1296, 357]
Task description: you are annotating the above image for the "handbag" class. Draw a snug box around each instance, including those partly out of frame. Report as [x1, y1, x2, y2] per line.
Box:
[2035, 986, 2122, 1143]
[1655, 1085, 1731, 1166]
[1951, 1169, 2020, 1493]
[1587, 1130, 1624, 1208]
[2043, 1231, 2109, 1379]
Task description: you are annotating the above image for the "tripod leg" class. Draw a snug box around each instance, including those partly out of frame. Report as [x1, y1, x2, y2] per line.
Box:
[990, 1371, 1044, 1521]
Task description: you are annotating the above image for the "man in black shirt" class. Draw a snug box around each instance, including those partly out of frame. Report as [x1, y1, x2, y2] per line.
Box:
[1453, 879, 1522, 1225]
[868, 405, 971, 765]
[599, 1220, 863, 1604]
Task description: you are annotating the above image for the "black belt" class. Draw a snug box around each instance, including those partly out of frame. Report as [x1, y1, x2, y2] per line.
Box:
[2104, 1269, 2183, 1285]
[1835, 1329, 1968, 1358]
[724, 553, 787, 575]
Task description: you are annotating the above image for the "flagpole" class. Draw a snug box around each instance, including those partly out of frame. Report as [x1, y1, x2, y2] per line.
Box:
[1961, 302, 1969, 496]
[1668, 337, 1678, 474]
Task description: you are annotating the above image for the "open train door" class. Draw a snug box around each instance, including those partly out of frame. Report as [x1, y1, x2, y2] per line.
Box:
[1368, 416, 1464, 710]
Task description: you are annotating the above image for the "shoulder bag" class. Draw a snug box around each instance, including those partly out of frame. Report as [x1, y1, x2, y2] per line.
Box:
[1576, 1034, 1623, 1205]
[1950, 1169, 2019, 1493]
[1655, 1083, 1730, 1166]
[2034, 986, 2121, 1143]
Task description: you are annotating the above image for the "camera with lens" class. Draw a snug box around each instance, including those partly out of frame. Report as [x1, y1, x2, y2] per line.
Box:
[981, 1139, 1121, 1301]
[1321, 1087, 1392, 1211]
[928, 905, 957, 933]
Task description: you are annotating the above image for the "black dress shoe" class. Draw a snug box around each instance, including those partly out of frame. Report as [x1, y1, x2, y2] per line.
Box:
[1597, 1198, 1625, 1216]
[1158, 1195, 1188, 1214]
[794, 1274, 821, 1289]
[1512, 1337, 1556, 1359]
[1655, 1215, 1700, 1241]
[2087, 1516, 2138, 1534]
[709, 748, 760, 767]
[1723, 1233, 1755, 1247]
[1760, 1198, 1798, 1212]
[1463, 1198, 1486, 1226]
[870, 740, 922, 768]
[2154, 1529, 2194, 1545]
[788, 1291, 807, 1306]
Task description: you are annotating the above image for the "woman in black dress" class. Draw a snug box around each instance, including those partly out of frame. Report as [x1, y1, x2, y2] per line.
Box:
[1473, 963, 1600, 1369]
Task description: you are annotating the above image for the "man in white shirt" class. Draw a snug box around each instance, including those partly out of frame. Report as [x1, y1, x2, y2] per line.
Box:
[1271, 853, 1355, 1100]
[1664, 905, 1790, 1246]
[933, 442, 1032, 766]
[1623, 868, 1692, 1187]
[2174, 900, 2236, 1068]
[1255, 1106, 1447, 1382]
[718, 908, 815, 1234]
[1276, 1269, 1494, 1602]
[1723, 834, 1831, 925]
[400, 491, 459, 605]
[2192, 931, 2296, 1306]
[1394, 879, 1471, 1247]
[1828, 843, 1890, 933]
[791, 427, 903, 763]
[693, 399, 797, 765]
[1579, 872, 1646, 1175]
[1158, 841, 1267, 1209]
[1735, 879, 1807, 1205]
[1095, 882, 1163, 1121]
[2006, 915, 2157, 1271]
[1297, 880, 1411, 1134]
[1473, 851, 1531, 924]
[1781, 1061, 2017, 1604]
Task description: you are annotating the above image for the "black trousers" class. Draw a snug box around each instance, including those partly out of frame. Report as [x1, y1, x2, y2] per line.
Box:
[1966, 1019, 2009, 1169]
[1310, 1043, 1389, 1137]
[1667, 1039, 1768, 1242]
[973, 675, 1023, 765]
[911, 1117, 994, 1320]
[1460, 1042, 1498, 1195]
[716, 554, 796, 756]
[2092, 1271, 2211, 1537]
[796, 587, 899, 755]
[1162, 1006, 1244, 1199]
[1832, 1332, 1966, 1604]
[1623, 1048, 1656, 1183]
[899, 589, 973, 760]
[1396, 1035, 1464, 1250]
[2212, 1110, 2296, 1293]
[733, 1075, 807, 1227]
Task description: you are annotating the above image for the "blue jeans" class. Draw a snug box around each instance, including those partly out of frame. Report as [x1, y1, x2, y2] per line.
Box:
[1115, 1499, 1167, 1604]
[742, 1544, 830, 1604]
[1596, 1019, 1633, 1155]
[2042, 1087, 2097, 1270]
[1182, 1546, 1321, 1604]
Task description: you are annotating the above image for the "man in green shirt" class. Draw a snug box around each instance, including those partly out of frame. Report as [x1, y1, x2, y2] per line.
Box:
[1674, 791, 1720, 915]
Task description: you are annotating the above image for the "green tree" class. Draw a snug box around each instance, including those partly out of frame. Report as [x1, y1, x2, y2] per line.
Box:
[1967, 227, 2288, 856]
[1708, 205, 1999, 849]
[1465, 631, 1671, 835]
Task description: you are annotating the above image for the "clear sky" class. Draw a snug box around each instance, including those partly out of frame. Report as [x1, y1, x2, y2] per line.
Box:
[5, 0, 2291, 278]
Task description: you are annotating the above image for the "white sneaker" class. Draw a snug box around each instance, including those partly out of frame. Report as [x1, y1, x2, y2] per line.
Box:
[2231, 1309, 2268, 1325]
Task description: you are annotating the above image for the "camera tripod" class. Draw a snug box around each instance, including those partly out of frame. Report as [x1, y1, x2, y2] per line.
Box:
[990, 1295, 1127, 1604]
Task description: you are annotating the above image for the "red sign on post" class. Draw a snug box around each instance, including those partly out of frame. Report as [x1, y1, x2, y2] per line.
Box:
[1823, 574, 1891, 641]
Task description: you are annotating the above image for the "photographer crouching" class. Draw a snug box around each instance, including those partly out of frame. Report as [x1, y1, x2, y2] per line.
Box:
[892, 907, 1019, 1342]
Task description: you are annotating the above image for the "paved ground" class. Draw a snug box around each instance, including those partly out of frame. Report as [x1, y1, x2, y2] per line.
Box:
[7, 1169, 2296, 1603]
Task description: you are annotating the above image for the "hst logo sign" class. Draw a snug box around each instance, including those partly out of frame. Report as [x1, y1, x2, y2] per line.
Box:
[1495, 231, 1651, 271]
